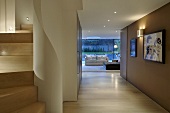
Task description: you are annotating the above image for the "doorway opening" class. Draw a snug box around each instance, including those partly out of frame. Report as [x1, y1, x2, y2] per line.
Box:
[82, 38, 120, 71]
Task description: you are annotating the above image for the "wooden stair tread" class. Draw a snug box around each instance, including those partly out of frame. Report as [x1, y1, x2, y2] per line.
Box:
[15, 30, 33, 33]
[0, 33, 33, 43]
[0, 86, 37, 113]
[20, 24, 33, 31]
[0, 27, 45, 112]
[0, 56, 33, 73]
[0, 86, 36, 97]
[0, 71, 34, 88]
[11, 102, 45, 113]
[0, 43, 33, 56]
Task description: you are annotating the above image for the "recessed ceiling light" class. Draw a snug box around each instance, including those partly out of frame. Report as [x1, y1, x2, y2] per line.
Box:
[88, 30, 91, 32]
[104, 26, 106, 27]
[114, 12, 117, 14]
[116, 30, 118, 32]
[108, 20, 110, 22]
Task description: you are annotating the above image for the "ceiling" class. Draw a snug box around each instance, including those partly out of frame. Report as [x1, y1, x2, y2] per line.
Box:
[78, 0, 170, 39]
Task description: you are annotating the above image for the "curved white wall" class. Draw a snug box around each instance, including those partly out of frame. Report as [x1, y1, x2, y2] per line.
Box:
[33, 0, 63, 112]
[33, 0, 82, 112]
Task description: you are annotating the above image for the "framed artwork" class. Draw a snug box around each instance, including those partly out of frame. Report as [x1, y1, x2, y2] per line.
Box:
[143, 29, 165, 63]
[130, 38, 137, 57]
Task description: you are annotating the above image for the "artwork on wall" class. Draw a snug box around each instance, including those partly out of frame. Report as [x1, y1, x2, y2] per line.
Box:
[130, 38, 137, 57]
[143, 29, 165, 63]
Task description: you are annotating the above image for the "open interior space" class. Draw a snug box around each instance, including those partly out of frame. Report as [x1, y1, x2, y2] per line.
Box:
[0, 0, 170, 113]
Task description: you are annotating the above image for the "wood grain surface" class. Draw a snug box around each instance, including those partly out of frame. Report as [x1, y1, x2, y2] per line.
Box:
[64, 72, 168, 113]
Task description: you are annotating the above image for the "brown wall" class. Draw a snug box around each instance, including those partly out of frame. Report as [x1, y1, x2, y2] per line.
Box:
[122, 3, 170, 112]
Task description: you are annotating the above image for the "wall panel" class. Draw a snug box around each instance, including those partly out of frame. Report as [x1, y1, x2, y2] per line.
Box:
[125, 3, 170, 112]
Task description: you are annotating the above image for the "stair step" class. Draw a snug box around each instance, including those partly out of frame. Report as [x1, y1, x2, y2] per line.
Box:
[0, 56, 33, 73]
[0, 71, 34, 89]
[20, 24, 33, 31]
[0, 86, 38, 113]
[11, 102, 45, 113]
[0, 43, 33, 56]
[0, 33, 33, 43]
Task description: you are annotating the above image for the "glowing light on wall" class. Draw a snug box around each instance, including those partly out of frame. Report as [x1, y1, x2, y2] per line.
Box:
[26, 17, 29, 21]
[137, 29, 144, 38]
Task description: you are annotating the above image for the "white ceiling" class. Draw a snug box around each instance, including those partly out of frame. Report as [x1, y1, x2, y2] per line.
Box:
[78, 0, 170, 39]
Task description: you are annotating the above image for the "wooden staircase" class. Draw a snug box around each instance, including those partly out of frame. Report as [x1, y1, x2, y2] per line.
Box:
[0, 29, 45, 113]
[0, 71, 45, 113]
[0, 32, 33, 73]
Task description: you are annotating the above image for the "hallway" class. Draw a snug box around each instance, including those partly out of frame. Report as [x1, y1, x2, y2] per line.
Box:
[63, 72, 168, 113]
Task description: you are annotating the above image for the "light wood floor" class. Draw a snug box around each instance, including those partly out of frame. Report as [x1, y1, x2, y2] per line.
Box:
[63, 72, 168, 113]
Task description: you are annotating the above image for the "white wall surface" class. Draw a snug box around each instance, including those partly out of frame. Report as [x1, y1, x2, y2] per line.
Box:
[6, 0, 15, 32]
[0, 0, 15, 32]
[15, 0, 33, 30]
[33, 0, 82, 112]
[33, 2, 63, 113]
[62, 0, 83, 101]
[0, 0, 6, 32]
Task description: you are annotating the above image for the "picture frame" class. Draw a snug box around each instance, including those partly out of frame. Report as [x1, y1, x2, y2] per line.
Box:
[143, 29, 165, 64]
[130, 38, 137, 57]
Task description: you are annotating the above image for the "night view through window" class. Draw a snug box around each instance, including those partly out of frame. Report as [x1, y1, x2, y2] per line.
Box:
[82, 39, 120, 62]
